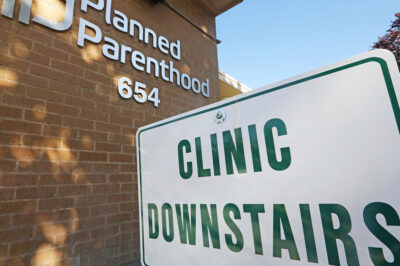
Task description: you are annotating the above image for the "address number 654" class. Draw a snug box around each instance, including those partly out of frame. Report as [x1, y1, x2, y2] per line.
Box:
[117, 77, 160, 107]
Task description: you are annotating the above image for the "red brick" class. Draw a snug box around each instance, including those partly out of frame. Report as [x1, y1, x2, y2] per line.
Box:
[43, 148, 78, 161]
[1, 174, 38, 186]
[106, 213, 132, 225]
[0, 200, 36, 214]
[40, 174, 75, 185]
[43, 125, 78, 139]
[95, 122, 121, 134]
[91, 204, 119, 216]
[96, 103, 121, 115]
[31, 52, 51, 66]
[82, 91, 110, 104]
[76, 195, 106, 206]
[109, 115, 132, 126]
[65, 95, 95, 110]
[17, 72, 49, 89]
[121, 184, 135, 192]
[107, 193, 132, 203]
[0, 41, 9, 54]
[30, 64, 70, 82]
[120, 164, 135, 172]
[92, 184, 111, 194]
[109, 154, 133, 163]
[90, 226, 119, 239]
[123, 126, 138, 136]
[49, 80, 80, 96]
[0, 53, 29, 72]
[69, 55, 98, 72]
[9, 239, 42, 256]
[70, 75, 96, 90]
[38, 197, 74, 210]
[92, 163, 119, 172]
[0, 119, 42, 134]
[109, 134, 132, 144]
[63, 116, 94, 130]
[16, 26, 52, 46]
[0, 215, 10, 228]
[12, 213, 37, 226]
[33, 43, 68, 61]
[0, 0, 220, 263]
[0, 159, 16, 172]
[25, 109, 62, 125]
[84, 174, 107, 184]
[57, 185, 91, 196]
[122, 145, 136, 153]
[0, 227, 34, 243]
[26, 87, 64, 103]
[0, 132, 22, 145]
[0, 28, 32, 47]
[0, 105, 23, 119]
[17, 160, 54, 173]
[16, 186, 57, 199]
[84, 70, 110, 85]
[23, 135, 60, 148]
[79, 151, 107, 162]
[81, 109, 108, 122]
[96, 142, 121, 152]
[6, 146, 41, 160]
[109, 174, 133, 183]
[65, 139, 94, 151]
[120, 202, 137, 212]
[0, 188, 15, 200]
[122, 109, 144, 120]
[51, 60, 83, 77]
[47, 102, 80, 117]
[68, 231, 90, 244]
[78, 217, 105, 230]
[79, 130, 107, 142]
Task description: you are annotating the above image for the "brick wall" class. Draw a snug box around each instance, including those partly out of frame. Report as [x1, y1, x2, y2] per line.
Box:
[0, 0, 219, 265]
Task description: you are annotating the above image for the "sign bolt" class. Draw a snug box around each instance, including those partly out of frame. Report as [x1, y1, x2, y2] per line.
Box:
[214, 109, 226, 124]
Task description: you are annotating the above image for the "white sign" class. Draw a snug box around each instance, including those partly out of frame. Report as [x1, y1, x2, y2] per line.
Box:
[137, 50, 400, 266]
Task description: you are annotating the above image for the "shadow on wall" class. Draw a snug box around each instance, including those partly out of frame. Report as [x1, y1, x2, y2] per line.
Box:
[0, 0, 217, 265]
[0, 1, 140, 265]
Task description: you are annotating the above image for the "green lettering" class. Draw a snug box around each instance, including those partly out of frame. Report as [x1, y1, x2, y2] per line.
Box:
[248, 124, 262, 172]
[264, 118, 291, 171]
[175, 204, 197, 245]
[148, 203, 159, 239]
[195, 137, 211, 177]
[243, 204, 265, 255]
[210, 133, 221, 176]
[223, 128, 246, 174]
[320, 204, 360, 266]
[162, 203, 174, 242]
[223, 203, 244, 252]
[178, 139, 192, 179]
[200, 204, 220, 249]
[300, 204, 318, 263]
[363, 202, 400, 265]
[273, 204, 300, 260]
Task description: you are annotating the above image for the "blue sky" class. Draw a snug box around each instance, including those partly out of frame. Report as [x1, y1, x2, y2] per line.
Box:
[216, 1, 400, 89]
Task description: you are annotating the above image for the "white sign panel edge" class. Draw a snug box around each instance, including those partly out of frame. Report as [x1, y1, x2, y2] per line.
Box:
[136, 49, 400, 266]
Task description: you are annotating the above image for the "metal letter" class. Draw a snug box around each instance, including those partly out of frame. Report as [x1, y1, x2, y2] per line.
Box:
[18, 0, 32, 24]
[1, 0, 15, 18]
[32, 0, 75, 31]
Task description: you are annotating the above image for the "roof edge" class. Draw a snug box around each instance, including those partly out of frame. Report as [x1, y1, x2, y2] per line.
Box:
[219, 70, 252, 93]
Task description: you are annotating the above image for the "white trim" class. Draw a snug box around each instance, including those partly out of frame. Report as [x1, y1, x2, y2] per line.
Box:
[219, 70, 252, 93]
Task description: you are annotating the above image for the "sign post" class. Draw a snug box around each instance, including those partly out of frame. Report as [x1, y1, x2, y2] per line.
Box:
[137, 49, 400, 265]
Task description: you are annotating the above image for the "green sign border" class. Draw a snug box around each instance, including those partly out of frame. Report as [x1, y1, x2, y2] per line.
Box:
[137, 55, 400, 266]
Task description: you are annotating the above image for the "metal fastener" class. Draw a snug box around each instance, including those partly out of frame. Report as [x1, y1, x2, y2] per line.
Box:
[214, 109, 226, 124]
